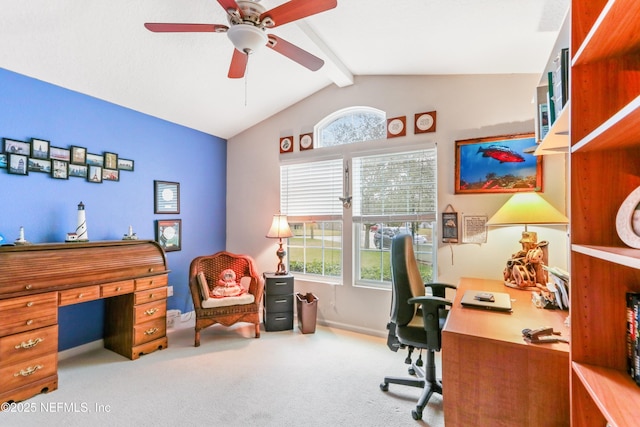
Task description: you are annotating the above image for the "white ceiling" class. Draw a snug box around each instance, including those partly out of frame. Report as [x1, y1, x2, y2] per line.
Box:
[0, 0, 569, 139]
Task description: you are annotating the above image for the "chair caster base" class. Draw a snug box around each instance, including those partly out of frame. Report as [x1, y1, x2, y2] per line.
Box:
[380, 382, 389, 392]
[412, 409, 422, 420]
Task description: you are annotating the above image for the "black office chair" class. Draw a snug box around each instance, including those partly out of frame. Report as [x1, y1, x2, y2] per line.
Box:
[380, 233, 456, 420]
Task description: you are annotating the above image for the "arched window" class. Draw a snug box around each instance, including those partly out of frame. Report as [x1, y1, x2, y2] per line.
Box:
[315, 106, 386, 148]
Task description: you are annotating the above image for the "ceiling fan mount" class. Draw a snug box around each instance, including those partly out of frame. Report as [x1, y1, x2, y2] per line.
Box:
[144, 0, 337, 78]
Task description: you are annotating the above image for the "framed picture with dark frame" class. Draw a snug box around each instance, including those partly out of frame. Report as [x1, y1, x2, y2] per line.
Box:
[0, 154, 7, 169]
[156, 219, 182, 252]
[49, 146, 70, 162]
[28, 158, 51, 173]
[118, 158, 134, 171]
[86, 153, 103, 167]
[7, 153, 29, 175]
[87, 165, 103, 183]
[3, 138, 31, 156]
[103, 169, 119, 182]
[69, 164, 88, 178]
[154, 180, 180, 214]
[454, 133, 541, 194]
[31, 138, 50, 159]
[71, 146, 87, 165]
[104, 152, 118, 170]
[51, 159, 69, 179]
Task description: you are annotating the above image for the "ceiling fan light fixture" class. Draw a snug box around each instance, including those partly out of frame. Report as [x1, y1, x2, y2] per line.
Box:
[227, 24, 267, 54]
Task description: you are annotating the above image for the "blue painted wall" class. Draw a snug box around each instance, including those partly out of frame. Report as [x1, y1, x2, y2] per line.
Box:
[0, 68, 227, 350]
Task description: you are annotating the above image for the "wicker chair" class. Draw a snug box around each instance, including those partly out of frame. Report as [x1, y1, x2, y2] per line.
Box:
[188, 251, 264, 347]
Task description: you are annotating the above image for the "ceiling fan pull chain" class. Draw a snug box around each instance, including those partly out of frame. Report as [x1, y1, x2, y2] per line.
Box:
[244, 54, 249, 106]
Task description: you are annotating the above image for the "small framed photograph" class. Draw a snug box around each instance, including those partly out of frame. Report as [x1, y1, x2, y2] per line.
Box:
[69, 164, 88, 178]
[3, 138, 31, 156]
[71, 146, 87, 165]
[51, 159, 69, 179]
[442, 211, 459, 243]
[0, 154, 7, 169]
[104, 152, 118, 170]
[28, 158, 52, 173]
[154, 180, 180, 214]
[103, 169, 119, 182]
[118, 158, 134, 171]
[87, 165, 103, 183]
[156, 219, 182, 252]
[461, 215, 488, 244]
[454, 133, 541, 194]
[49, 146, 70, 162]
[86, 153, 103, 167]
[7, 153, 29, 175]
[31, 138, 50, 159]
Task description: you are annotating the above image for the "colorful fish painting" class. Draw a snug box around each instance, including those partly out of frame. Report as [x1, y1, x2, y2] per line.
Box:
[477, 145, 525, 163]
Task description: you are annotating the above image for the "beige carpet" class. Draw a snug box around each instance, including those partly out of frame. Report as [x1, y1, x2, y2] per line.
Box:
[4, 317, 445, 426]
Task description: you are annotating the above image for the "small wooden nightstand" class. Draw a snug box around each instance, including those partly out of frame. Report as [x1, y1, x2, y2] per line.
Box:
[263, 273, 294, 331]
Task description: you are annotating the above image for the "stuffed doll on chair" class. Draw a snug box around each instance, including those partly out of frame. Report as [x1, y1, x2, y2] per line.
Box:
[211, 268, 247, 298]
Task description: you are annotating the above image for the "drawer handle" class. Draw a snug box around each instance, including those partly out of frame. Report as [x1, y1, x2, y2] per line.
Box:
[25, 284, 32, 290]
[275, 317, 287, 321]
[26, 320, 34, 326]
[26, 302, 34, 307]
[116, 287, 122, 291]
[144, 327, 159, 336]
[78, 293, 84, 299]
[144, 308, 158, 316]
[275, 282, 288, 286]
[275, 299, 287, 303]
[14, 365, 43, 377]
[148, 268, 154, 272]
[149, 294, 154, 298]
[15, 338, 44, 350]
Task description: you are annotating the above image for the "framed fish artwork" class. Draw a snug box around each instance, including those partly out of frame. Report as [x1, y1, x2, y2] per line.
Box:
[454, 133, 541, 194]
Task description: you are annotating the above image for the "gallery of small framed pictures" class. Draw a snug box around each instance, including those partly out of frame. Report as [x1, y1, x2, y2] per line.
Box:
[0, 137, 134, 183]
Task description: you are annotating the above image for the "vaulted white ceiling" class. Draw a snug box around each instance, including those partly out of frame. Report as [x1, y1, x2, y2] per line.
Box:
[0, 0, 569, 139]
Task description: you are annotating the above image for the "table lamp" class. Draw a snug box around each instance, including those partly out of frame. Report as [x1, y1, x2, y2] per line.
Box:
[487, 192, 568, 288]
[266, 214, 293, 275]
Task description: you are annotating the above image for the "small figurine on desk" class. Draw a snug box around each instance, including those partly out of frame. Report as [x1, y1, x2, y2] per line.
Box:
[123, 225, 138, 240]
[14, 226, 30, 245]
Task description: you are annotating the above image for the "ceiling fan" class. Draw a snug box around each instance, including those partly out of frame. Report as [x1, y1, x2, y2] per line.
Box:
[144, 0, 337, 78]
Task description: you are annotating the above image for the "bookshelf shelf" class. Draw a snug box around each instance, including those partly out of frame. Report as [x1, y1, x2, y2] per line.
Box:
[535, 103, 569, 155]
[572, 362, 640, 427]
[570, 1, 640, 425]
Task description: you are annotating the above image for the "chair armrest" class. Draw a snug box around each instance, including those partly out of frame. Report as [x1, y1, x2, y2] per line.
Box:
[408, 295, 452, 307]
[424, 282, 457, 298]
[408, 296, 452, 336]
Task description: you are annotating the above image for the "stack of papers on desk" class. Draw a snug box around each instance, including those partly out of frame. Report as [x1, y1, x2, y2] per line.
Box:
[545, 265, 569, 310]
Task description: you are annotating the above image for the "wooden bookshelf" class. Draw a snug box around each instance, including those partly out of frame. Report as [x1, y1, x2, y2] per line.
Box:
[570, 1, 640, 425]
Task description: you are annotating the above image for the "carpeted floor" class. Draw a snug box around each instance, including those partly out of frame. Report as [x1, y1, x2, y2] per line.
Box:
[3, 317, 445, 426]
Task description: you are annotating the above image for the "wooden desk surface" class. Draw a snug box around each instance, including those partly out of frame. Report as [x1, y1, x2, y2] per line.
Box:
[442, 277, 570, 427]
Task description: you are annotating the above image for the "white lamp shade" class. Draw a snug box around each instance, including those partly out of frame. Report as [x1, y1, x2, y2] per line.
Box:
[227, 24, 267, 54]
[266, 214, 293, 239]
[487, 192, 568, 226]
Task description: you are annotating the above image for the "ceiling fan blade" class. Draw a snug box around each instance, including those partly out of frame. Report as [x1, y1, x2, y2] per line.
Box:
[228, 48, 248, 79]
[260, 0, 337, 28]
[267, 35, 324, 71]
[144, 23, 228, 33]
[217, 0, 243, 17]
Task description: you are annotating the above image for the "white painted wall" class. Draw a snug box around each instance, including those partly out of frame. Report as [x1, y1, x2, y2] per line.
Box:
[226, 74, 568, 337]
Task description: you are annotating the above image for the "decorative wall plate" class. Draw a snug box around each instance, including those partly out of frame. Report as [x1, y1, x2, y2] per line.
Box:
[299, 133, 313, 151]
[414, 111, 437, 133]
[280, 136, 293, 154]
[616, 186, 640, 248]
[386, 116, 406, 138]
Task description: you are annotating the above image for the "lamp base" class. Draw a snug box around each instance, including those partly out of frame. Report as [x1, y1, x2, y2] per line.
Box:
[274, 240, 288, 275]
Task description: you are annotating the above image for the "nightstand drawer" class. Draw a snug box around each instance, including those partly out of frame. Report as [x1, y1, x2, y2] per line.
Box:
[0, 352, 57, 394]
[264, 277, 293, 296]
[133, 318, 166, 346]
[0, 325, 58, 367]
[134, 300, 167, 324]
[0, 293, 58, 336]
[134, 287, 167, 305]
[59, 285, 100, 307]
[101, 280, 135, 298]
[265, 293, 294, 312]
[135, 275, 168, 291]
[263, 311, 294, 331]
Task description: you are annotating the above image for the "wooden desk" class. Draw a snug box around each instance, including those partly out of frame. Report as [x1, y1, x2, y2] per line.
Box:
[442, 277, 569, 427]
[0, 240, 169, 406]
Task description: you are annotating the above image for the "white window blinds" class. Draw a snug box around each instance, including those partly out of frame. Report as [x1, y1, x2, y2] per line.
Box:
[352, 149, 437, 223]
[280, 158, 343, 219]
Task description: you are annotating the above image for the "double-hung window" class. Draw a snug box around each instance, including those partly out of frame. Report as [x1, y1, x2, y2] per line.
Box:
[280, 107, 437, 287]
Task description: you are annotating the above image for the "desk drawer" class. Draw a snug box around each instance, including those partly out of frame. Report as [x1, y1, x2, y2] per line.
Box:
[134, 300, 167, 324]
[135, 275, 168, 291]
[263, 311, 294, 331]
[59, 285, 100, 307]
[0, 352, 57, 394]
[133, 318, 166, 346]
[265, 277, 294, 296]
[0, 293, 58, 336]
[101, 280, 135, 298]
[0, 325, 58, 367]
[134, 287, 167, 305]
[265, 293, 294, 312]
